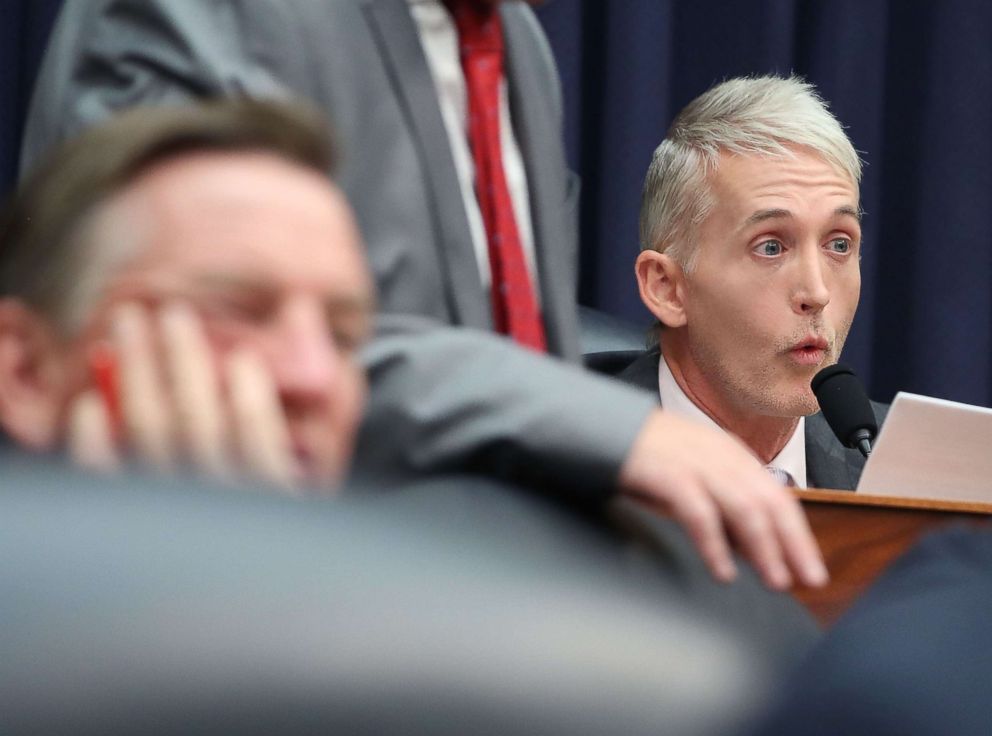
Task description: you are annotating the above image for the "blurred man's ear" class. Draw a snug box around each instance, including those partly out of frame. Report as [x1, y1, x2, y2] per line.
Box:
[635, 249, 688, 329]
[0, 299, 67, 450]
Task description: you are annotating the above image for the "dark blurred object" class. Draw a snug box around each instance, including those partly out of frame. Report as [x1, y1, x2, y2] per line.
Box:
[583, 348, 643, 377]
[578, 307, 647, 378]
[0, 451, 771, 736]
[752, 526, 992, 736]
[0, 0, 61, 190]
[578, 304, 647, 355]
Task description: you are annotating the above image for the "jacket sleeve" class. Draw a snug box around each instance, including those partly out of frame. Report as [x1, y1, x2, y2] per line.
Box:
[354, 315, 657, 503]
[20, 0, 301, 175]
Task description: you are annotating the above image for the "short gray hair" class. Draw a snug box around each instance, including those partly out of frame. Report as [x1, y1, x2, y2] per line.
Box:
[639, 75, 862, 269]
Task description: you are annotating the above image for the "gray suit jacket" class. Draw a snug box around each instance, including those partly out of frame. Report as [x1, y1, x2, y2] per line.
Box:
[614, 349, 889, 491]
[20, 0, 655, 494]
[21, 0, 580, 356]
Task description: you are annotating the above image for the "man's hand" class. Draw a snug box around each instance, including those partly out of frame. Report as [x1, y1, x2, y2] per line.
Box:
[66, 302, 298, 490]
[618, 409, 828, 591]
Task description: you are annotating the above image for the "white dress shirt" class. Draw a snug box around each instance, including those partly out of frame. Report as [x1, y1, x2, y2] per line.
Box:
[408, 0, 540, 299]
[658, 355, 808, 488]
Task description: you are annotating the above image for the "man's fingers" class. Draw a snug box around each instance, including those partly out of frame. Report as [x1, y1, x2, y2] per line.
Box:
[712, 464, 827, 590]
[159, 303, 230, 478]
[618, 409, 828, 590]
[668, 489, 738, 583]
[114, 304, 174, 469]
[769, 490, 829, 588]
[714, 478, 792, 590]
[67, 390, 121, 472]
[226, 349, 296, 491]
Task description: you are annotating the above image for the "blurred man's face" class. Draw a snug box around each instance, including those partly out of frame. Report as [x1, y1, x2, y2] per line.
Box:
[72, 151, 375, 484]
[647, 146, 861, 419]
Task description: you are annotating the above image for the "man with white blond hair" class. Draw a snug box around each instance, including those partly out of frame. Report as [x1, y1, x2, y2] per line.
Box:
[622, 75, 887, 491]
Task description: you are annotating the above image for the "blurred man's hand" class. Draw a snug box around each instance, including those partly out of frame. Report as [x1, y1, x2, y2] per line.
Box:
[67, 302, 301, 491]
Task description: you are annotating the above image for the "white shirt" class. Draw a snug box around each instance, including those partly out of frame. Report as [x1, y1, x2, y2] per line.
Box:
[408, 0, 539, 299]
[658, 355, 808, 488]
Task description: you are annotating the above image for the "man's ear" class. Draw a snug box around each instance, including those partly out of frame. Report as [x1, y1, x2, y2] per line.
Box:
[0, 298, 67, 450]
[635, 249, 688, 328]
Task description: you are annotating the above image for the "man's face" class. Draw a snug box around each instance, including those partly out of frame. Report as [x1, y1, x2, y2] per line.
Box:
[72, 151, 375, 483]
[669, 146, 861, 418]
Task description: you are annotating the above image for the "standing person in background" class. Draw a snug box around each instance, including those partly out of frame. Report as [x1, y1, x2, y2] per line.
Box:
[17, 1, 827, 590]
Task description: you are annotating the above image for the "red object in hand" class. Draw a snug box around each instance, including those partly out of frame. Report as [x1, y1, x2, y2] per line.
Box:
[88, 341, 122, 438]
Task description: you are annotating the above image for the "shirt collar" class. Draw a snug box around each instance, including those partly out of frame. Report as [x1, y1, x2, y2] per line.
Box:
[657, 354, 808, 488]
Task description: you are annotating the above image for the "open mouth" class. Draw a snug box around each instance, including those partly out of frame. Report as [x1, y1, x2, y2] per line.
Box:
[788, 337, 829, 366]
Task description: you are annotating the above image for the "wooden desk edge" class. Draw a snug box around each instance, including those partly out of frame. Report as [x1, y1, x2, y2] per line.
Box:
[795, 488, 992, 515]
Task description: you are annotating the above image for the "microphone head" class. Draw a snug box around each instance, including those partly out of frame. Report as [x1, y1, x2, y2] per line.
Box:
[810, 363, 878, 449]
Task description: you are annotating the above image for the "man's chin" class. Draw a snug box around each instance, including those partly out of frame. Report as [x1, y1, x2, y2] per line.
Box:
[789, 391, 822, 418]
[752, 386, 821, 419]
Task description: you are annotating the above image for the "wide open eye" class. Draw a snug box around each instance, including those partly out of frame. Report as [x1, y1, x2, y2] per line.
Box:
[826, 238, 852, 254]
[753, 239, 784, 257]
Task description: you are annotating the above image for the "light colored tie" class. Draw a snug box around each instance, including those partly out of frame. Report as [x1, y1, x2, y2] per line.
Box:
[765, 466, 796, 487]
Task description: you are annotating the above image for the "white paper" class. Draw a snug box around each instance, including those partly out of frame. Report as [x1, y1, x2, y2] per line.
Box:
[857, 391, 992, 501]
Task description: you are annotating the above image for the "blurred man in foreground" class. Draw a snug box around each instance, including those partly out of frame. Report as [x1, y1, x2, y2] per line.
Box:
[0, 100, 374, 487]
[624, 75, 886, 491]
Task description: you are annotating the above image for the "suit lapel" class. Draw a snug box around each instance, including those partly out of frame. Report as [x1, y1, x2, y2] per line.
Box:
[805, 413, 862, 491]
[362, 0, 492, 330]
[501, 5, 578, 359]
[615, 349, 663, 400]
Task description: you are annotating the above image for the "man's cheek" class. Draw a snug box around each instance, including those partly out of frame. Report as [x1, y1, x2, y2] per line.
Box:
[201, 323, 251, 372]
[339, 365, 368, 426]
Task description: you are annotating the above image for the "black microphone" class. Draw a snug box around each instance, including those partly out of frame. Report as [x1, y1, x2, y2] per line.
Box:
[810, 363, 878, 459]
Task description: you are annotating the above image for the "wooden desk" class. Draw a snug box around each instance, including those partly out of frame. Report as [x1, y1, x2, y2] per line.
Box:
[793, 489, 992, 627]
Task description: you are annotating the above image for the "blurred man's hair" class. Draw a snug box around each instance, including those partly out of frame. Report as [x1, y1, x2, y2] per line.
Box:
[0, 98, 336, 334]
[639, 75, 862, 270]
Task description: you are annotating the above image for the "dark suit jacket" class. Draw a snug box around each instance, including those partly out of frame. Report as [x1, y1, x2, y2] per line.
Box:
[752, 527, 992, 736]
[613, 349, 888, 491]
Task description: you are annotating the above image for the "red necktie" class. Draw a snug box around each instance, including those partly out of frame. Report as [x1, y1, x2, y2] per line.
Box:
[445, 0, 547, 351]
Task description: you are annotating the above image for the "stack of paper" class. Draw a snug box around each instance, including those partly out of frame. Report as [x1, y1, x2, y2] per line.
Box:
[858, 392, 992, 502]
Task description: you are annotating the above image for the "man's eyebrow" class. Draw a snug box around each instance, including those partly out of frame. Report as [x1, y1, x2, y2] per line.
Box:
[188, 275, 377, 313]
[745, 208, 792, 226]
[189, 273, 270, 292]
[744, 205, 863, 227]
[324, 294, 377, 315]
[834, 205, 862, 223]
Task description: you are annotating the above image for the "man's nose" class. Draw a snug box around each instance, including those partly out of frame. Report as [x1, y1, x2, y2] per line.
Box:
[791, 247, 831, 315]
[269, 298, 339, 404]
